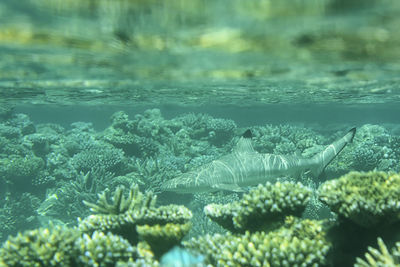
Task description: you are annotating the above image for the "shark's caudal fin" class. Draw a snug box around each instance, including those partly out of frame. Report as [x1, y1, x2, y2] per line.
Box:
[311, 127, 356, 176]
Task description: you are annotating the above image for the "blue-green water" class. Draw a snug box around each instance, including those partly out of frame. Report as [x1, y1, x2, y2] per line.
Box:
[1, 1, 400, 266]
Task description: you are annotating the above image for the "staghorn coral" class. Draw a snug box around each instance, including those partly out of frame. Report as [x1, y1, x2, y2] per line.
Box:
[318, 171, 400, 228]
[355, 237, 400, 267]
[0, 225, 81, 266]
[83, 184, 157, 215]
[136, 222, 191, 257]
[37, 170, 115, 225]
[204, 181, 311, 232]
[185, 216, 330, 267]
[79, 185, 192, 244]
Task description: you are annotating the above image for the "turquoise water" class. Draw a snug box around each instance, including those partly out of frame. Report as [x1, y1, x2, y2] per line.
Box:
[1, 1, 400, 266]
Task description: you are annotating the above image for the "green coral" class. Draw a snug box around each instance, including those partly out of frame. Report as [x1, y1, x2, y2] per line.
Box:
[79, 185, 192, 244]
[83, 184, 156, 215]
[0, 226, 138, 267]
[116, 242, 160, 267]
[0, 225, 80, 266]
[136, 222, 191, 257]
[204, 181, 311, 232]
[185, 216, 330, 267]
[355, 237, 400, 267]
[75, 231, 134, 266]
[318, 171, 400, 228]
[0, 155, 44, 183]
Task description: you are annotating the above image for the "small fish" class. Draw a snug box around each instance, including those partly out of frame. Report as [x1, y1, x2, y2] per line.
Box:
[162, 128, 356, 193]
[160, 246, 205, 267]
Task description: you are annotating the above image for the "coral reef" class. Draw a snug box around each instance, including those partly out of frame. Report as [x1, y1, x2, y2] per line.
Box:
[70, 145, 127, 174]
[0, 184, 192, 266]
[136, 222, 191, 257]
[75, 231, 134, 266]
[318, 171, 400, 228]
[0, 155, 44, 190]
[0, 225, 81, 266]
[185, 216, 330, 267]
[204, 181, 311, 232]
[324, 124, 400, 174]
[37, 170, 115, 225]
[176, 113, 237, 146]
[83, 184, 156, 215]
[1, 108, 400, 266]
[0, 225, 139, 267]
[249, 125, 322, 154]
[355, 237, 400, 267]
[78, 185, 192, 251]
[0, 192, 41, 242]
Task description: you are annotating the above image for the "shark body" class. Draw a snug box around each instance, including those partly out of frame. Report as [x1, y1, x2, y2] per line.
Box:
[162, 128, 356, 193]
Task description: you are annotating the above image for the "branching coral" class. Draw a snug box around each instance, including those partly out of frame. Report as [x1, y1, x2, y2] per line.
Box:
[130, 157, 182, 193]
[0, 225, 81, 266]
[0, 226, 136, 267]
[79, 185, 192, 247]
[0, 155, 44, 189]
[204, 181, 311, 232]
[37, 170, 115, 225]
[136, 222, 191, 257]
[70, 145, 126, 174]
[185, 216, 330, 267]
[318, 171, 400, 228]
[75, 231, 134, 266]
[355, 237, 400, 267]
[83, 184, 156, 215]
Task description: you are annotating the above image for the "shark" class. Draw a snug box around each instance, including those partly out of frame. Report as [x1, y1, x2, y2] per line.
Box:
[161, 128, 356, 193]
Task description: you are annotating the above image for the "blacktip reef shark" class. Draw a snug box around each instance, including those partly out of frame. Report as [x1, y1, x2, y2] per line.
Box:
[161, 128, 356, 193]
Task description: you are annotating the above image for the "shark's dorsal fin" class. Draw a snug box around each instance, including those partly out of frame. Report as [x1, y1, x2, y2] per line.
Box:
[234, 130, 255, 153]
[242, 129, 252, 139]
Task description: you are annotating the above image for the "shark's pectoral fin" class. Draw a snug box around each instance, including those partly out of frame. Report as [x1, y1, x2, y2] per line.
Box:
[212, 183, 244, 192]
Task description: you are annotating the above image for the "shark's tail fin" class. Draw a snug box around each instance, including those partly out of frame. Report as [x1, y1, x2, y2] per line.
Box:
[310, 127, 356, 176]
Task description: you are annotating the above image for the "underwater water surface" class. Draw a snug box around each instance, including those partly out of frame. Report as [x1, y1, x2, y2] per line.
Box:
[1, 0, 400, 266]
